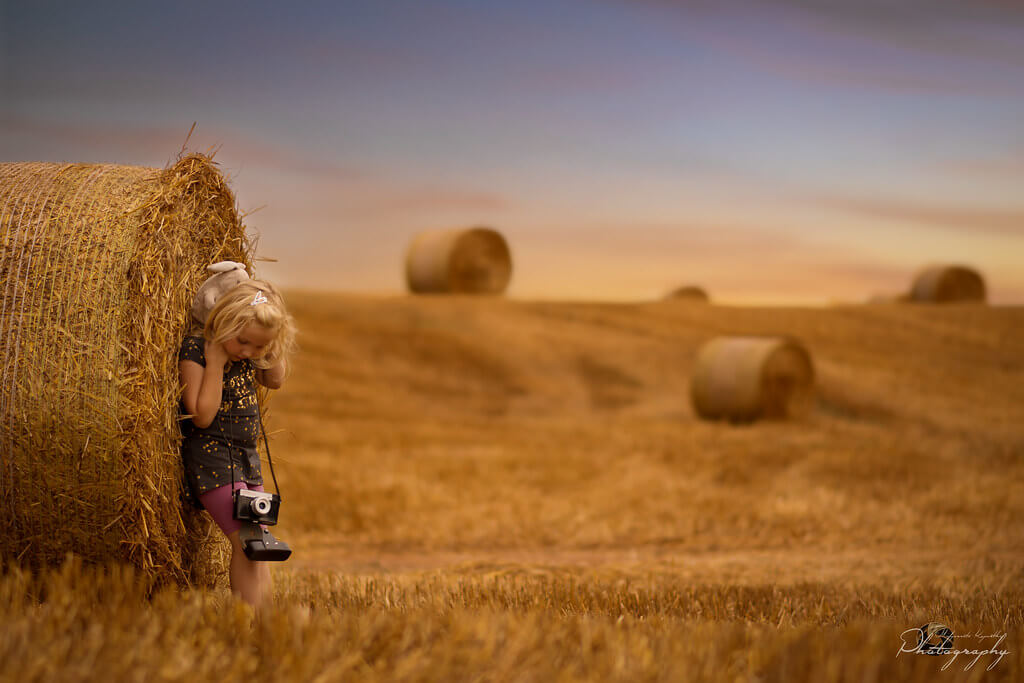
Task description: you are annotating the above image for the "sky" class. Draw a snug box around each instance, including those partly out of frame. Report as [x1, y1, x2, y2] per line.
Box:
[2, 0, 1023, 304]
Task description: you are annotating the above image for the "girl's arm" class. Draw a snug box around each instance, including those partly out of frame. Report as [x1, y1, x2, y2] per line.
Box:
[256, 357, 287, 390]
[179, 341, 229, 428]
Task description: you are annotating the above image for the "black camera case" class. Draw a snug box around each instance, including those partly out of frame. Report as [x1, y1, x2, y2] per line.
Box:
[238, 522, 292, 562]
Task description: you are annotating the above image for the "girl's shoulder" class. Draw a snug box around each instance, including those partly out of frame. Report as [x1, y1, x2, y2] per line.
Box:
[178, 335, 206, 366]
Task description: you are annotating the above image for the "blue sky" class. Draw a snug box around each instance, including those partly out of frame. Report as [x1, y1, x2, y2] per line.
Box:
[2, 0, 1022, 303]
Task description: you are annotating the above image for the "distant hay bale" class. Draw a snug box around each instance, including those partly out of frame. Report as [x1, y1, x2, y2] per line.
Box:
[405, 227, 512, 294]
[665, 285, 709, 302]
[0, 154, 251, 587]
[908, 265, 986, 303]
[690, 336, 814, 421]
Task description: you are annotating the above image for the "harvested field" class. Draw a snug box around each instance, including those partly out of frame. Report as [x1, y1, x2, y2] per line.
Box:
[4, 293, 1023, 681]
[2, 560, 1021, 682]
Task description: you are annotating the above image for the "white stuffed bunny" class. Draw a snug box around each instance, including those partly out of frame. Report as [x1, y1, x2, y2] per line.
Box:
[190, 261, 250, 328]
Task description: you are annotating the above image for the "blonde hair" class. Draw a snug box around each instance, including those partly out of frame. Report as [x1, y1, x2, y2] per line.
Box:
[204, 279, 296, 370]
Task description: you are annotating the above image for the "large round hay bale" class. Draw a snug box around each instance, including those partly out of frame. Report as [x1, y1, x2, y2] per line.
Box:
[0, 154, 251, 587]
[908, 265, 986, 303]
[405, 227, 512, 294]
[690, 336, 814, 421]
[665, 285, 709, 302]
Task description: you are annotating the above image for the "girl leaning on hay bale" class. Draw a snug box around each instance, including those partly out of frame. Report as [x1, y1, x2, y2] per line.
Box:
[178, 264, 296, 609]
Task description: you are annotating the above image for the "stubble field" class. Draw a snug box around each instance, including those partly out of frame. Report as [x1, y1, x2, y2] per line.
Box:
[3, 293, 1022, 681]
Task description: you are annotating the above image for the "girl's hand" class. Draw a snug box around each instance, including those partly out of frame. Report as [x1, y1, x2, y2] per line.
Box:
[256, 356, 287, 389]
[204, 339, 229, 367]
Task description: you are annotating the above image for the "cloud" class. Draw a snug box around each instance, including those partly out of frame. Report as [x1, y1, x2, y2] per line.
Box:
[941, 150, 1024, 180]
[618, 0, 1024, 94]
[631, 0, 1024, 50]
[0, 115, 363, 179]
[348, 185, 508, 214]
[804, 193, 1024, 237]
[0, 116, 515, 220]
[0, 115, 190, 164]
[239, 164, 511, 221]
[506, 216, 920, 302]
[758, 0, 1024, 64]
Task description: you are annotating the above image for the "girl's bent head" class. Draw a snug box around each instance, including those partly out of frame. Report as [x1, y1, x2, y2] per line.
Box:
[204, 280, 296, 368]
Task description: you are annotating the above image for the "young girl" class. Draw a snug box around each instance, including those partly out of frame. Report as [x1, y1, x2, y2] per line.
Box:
[179, 279, 296, 609]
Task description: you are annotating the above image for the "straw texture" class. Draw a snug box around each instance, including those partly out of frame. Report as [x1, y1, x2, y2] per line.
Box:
[909, 265, 986, 303]
[690, 336, 814, 421]
[405, 227, 512, 294]
[0, 154, 252, 587]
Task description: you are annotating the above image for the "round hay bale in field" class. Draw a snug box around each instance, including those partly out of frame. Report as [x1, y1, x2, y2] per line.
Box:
[908, 265, 986, 303]
[405, 227, 512, 294]
[665, 285, 709, 302]
[690, 336, 814, 421]
[0, 154, 252, 587]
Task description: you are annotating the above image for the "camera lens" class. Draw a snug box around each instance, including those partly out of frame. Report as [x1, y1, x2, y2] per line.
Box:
[252, 497, 272, 515]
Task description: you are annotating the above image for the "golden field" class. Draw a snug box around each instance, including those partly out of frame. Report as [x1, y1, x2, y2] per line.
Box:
[4, 293, 1023, 681]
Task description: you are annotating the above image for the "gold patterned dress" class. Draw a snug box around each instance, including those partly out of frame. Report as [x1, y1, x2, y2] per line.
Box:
[178, 336, 263, 499]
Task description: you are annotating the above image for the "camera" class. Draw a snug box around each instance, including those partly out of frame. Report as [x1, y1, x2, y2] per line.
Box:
[233, 488, 281, 525]
[232, 489, 292, 562]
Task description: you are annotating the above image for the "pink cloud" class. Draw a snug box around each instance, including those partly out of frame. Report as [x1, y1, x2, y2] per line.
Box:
[348, 185, 508, 214]
[941, 150, 1024, 179]
[803, 193, 1024, 237]
[0, 115, 364, 180]
[622, 0, 1024, 94]
[0, 115, 190, 164]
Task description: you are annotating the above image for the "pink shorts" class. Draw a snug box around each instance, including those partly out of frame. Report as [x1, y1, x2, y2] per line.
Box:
[198, 481, 265, 536]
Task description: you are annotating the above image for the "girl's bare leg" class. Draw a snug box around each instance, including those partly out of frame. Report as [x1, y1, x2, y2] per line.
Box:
[227, 530, 266, 609]
[261, 561, 273, 604]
